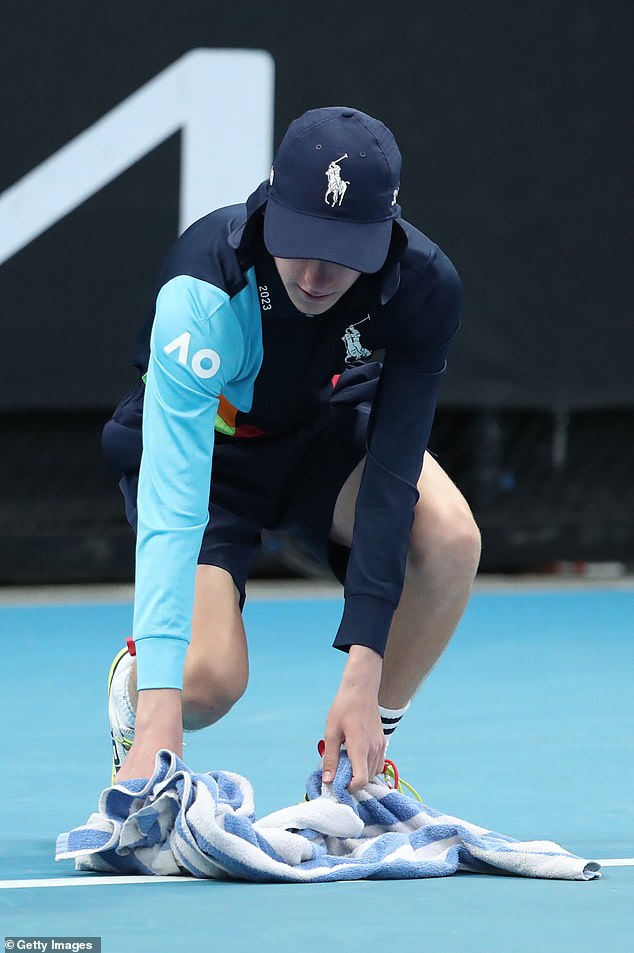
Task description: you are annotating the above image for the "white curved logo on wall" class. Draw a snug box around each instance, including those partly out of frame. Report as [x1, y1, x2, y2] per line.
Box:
[0, 49, 275, 266]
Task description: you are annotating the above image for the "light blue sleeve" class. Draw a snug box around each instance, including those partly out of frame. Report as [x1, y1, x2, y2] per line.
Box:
[132, 275, 247, 691]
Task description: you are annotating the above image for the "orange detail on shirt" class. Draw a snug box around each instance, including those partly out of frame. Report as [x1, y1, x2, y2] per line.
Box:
[215, 393, 264, 438]
[216, 394, 238, 434]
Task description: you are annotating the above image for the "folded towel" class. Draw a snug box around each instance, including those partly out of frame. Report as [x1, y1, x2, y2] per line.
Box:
[56, 750, 601, 882]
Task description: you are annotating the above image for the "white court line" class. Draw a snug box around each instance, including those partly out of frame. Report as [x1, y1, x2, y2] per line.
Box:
[0, 876, 207, 889]
[1, 861, 633, 888]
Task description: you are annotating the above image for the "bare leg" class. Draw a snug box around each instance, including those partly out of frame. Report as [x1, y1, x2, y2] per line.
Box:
[127, 564, 249, 729]
[331, 451, 481, 709]
[181, 565, 249, 728]
[119, 565, 249, 784]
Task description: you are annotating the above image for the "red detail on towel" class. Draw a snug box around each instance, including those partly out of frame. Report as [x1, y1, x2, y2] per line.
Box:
[126, 637, 137, 657]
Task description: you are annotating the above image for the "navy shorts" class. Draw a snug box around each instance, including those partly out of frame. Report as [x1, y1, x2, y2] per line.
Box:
[102, 364, 381, 606]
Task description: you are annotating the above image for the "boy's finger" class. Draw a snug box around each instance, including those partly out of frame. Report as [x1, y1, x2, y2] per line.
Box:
[347, 744, 370, 792]
[321, 737, 341, 784]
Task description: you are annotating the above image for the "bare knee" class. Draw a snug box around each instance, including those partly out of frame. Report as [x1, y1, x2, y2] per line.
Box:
[409, 495, 481, 585]
[182, 654, 249, 730]
[181, 565, 249, 730]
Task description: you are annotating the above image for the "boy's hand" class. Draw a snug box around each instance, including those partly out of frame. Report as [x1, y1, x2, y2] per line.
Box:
[322, 645, 385, 792]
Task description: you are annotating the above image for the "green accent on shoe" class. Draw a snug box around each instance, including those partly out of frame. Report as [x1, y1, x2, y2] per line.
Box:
[107, 647, 129, 695]
[108, 647, 135, 784]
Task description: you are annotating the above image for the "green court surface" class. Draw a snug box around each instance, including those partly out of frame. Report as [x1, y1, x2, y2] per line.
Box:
[1, 586, 633, 952]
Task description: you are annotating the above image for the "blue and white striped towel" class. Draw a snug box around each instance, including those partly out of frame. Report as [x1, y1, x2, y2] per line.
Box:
[56, 750, 600, 882]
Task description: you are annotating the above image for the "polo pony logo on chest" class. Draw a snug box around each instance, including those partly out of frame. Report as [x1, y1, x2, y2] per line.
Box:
[342, 315, 372, 364]
[325, 155, 350, 207]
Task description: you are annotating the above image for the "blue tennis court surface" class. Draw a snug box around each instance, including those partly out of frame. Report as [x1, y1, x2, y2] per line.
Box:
[1, 585, 633, 952]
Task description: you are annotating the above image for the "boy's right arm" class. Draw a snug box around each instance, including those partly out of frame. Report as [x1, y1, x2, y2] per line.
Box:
[115, 275, 245, 781]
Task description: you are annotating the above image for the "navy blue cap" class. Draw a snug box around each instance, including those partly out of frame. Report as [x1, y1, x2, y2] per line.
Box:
[264, 107, 402, 274]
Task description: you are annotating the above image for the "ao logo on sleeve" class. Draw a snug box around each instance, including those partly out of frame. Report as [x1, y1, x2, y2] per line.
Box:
[164, 332, 221, 379]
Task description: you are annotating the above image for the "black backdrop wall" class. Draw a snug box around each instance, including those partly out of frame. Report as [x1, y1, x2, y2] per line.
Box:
[1, 1, 632, 579]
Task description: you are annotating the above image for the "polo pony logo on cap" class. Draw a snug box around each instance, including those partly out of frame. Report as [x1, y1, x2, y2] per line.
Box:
[324, 155, 350, 208]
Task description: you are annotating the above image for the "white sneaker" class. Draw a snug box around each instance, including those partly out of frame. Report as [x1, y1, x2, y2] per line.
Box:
[107, 639, 136, 782]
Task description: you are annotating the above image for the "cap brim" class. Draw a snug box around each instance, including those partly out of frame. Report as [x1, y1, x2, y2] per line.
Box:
[263, 198, 393, 274]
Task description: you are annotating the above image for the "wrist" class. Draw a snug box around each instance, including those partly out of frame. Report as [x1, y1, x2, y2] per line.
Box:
[340, 645, 383, 695]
